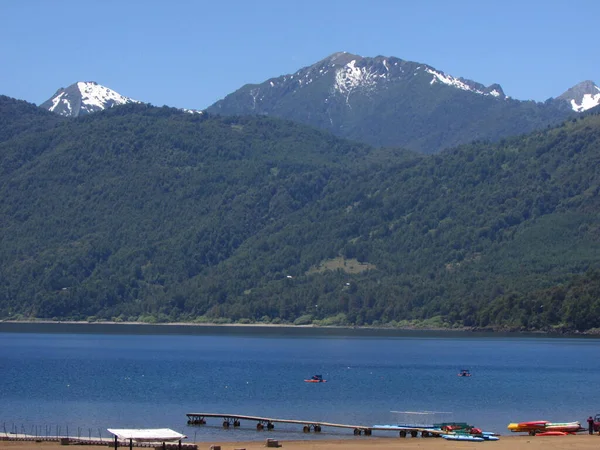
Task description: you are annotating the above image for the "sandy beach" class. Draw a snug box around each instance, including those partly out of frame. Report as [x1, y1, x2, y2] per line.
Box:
[3, 436, 600, 450]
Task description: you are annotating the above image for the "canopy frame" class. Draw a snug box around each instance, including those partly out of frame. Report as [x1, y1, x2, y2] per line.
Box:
[107, 428, 187, 450]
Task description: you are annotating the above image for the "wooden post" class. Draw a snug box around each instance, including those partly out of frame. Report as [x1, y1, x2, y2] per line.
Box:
[163, 442, 166, 450]
[129, 439, 133, 450]
[114, 436, 118, 450]
[178, 440, 181, 450]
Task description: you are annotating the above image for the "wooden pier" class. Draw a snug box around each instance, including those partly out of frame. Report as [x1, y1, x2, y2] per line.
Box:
[186, 413, 444, 438]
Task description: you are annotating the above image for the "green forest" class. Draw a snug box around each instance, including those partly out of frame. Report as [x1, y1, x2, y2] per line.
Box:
[1, 96, 599, 332]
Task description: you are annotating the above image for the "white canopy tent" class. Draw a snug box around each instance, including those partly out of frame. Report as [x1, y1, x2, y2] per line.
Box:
[107, 429, 187, 450]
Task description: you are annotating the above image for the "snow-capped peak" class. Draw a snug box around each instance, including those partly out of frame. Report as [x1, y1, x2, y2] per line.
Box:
[76, 81, 136, 111]
[329, 56, 506, 102]
[220, 53, 508, 114]
[557, 80, 600, 112]
[40, 81, 139, 117]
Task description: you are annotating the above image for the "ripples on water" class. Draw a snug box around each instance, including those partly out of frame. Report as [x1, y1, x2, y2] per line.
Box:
[1, 323, 599, 441]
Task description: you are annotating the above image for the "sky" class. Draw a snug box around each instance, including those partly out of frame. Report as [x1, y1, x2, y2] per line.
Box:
[1, 0, 599, 110]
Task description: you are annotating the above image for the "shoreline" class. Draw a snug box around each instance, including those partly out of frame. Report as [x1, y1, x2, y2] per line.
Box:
[0, 319, 593, 337]
[3, 435, 600, 450]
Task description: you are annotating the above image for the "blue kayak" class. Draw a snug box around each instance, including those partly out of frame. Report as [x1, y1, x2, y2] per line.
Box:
[442, 434, 485, 442]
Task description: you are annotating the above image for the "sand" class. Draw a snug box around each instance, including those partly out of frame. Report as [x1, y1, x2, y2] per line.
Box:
[3, 435, 600, 450]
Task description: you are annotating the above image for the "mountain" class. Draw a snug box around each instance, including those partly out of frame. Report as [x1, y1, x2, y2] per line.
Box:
[207, 52, 575, 153]
[39, 81, 139, 117]
[40, 81, 205, 117]
[1, 96, 600, 331]
[557, 80, 600, 112]
[38, 55, 593, 153]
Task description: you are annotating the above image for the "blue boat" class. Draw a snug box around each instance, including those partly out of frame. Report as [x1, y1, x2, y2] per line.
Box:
[442, 434, 484, 442]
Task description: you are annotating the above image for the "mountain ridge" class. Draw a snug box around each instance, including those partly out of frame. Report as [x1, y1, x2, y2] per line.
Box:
[35, 54, 599, 154]
[36, 54, 599, 123]
[207, 52, 579, 153]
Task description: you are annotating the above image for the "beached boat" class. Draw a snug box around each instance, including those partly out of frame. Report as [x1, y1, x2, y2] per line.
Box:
[442, 434, 484, 441]
[481, 434, 500, 441]
[535, 431, 572, 436]
[434, 422, 499, 440]
[375, 413, 499, 440]
[545, 422, 583, 432]
[508, 420, 583, 435]
[507, 421, 549, 432]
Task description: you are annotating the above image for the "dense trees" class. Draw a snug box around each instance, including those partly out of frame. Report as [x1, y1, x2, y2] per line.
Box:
[1, 97, 599, 332]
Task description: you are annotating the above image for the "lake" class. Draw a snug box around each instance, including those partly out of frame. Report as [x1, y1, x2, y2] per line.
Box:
[0, 323, 598, 442]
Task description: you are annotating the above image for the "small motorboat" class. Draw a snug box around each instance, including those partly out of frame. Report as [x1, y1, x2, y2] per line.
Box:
[304, 374, 326, 383]
[458, 369, 471, 377]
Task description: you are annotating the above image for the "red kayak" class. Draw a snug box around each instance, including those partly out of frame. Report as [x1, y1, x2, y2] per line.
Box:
[508, 421, 548, 431]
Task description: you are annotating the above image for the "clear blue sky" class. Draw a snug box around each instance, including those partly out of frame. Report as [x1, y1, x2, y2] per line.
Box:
[2, 0, 598, 110]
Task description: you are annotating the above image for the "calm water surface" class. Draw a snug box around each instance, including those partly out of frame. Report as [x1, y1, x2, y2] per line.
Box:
[1, 324, 599, 442]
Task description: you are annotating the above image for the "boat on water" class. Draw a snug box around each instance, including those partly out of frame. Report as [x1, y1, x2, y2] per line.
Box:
[304, 374, 326, 383]
[458, 369, 471, 377]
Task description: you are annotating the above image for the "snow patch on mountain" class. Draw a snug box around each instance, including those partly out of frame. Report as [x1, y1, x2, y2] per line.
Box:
[425, 68, 503, 98]
[50, 92, 71, 114]
[329, 57, 505, 103]
[76, 82, 135, 111]
[557, 80, 600, 112]
[334, 60, 382, 101]
[427, 68, 478, 92]
[333, 59, 390, 104]
[181, 108, 204, 114]
[570, 86, 600, 112]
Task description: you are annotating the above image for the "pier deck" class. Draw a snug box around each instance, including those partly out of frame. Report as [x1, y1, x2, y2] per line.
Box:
[186, 413, 444, 437]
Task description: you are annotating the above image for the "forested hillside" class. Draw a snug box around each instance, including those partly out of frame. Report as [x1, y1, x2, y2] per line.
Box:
[1, 97, 599, 332]
[0, 95, 65, 143]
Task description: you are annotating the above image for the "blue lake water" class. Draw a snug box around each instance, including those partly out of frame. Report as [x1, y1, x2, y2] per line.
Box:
[1, 323, 599, 442]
